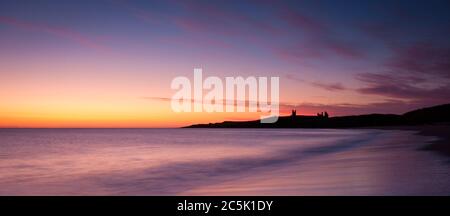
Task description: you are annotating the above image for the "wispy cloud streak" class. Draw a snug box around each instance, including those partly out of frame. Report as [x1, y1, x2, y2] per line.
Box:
[0, 16, 108, 52]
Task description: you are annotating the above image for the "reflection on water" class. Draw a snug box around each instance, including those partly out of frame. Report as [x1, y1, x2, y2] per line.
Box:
[0, 128, 449, 195]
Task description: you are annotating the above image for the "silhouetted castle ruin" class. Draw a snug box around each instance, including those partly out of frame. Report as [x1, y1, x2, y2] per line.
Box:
[291, 109, 329, 119]
[317, 111, 329, 118]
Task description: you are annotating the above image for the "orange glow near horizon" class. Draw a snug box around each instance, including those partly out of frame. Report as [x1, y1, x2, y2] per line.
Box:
[0, 56, 365, 128]
[3, 0, 444, 128]
[0, 105, 277, 128]
[0, 64, 406, 128]
[0, 60, 409, 128]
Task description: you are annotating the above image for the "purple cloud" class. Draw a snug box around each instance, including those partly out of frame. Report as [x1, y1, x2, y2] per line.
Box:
[310, 81, 348, 91]
[354, 39, 450, 106]
[276, 5, 365, 61]
[285, 74, 348, 91]
[356, 73, 450, 104]
[386, 42, 450, 79]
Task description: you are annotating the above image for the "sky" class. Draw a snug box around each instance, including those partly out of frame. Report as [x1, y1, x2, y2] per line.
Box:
[0, 0, 449, 128]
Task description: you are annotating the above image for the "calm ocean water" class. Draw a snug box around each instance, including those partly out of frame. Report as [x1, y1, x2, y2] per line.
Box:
[0, 128, 449, 195]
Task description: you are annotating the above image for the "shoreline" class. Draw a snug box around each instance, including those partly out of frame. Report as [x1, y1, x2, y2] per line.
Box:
[185, 124, 450, 158]
[369, 124, 450, 158]
[407, 125, 450, 158]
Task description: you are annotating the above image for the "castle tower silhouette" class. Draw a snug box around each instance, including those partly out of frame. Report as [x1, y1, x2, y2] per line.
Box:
[291, 109, 296, 117]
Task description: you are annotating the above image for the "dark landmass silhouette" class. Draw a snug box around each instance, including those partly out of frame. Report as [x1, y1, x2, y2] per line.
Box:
[185, 103, 450, 128]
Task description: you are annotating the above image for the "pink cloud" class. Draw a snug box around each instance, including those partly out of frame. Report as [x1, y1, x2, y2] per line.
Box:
[0, 16, 108, 52]
[157, 34, 233, 50]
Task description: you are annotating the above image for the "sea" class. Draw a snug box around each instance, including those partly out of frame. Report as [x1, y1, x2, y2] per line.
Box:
[0, 128, 449, 195]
